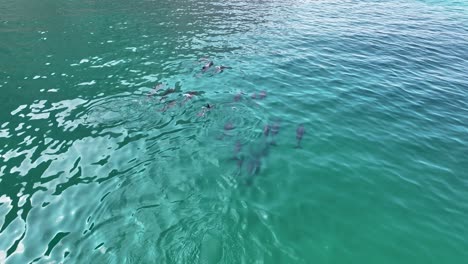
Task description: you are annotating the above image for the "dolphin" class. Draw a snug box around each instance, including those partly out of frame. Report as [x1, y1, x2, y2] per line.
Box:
[185, 91, 203, 96]
[243, 141, 272, 185]
[237, 157, 244, 169]
[233, 140, 244, 169]
[197, 103, 213, 117]
[263, 125, 270, 137]
[246, 158, 261, 177]
[147, 83, 164, 98]
[224, 122, 235, 131]
[214, 65, 232, 73]
[181, 91, 202, 105]
[202, 61, 214, 72]
[157, 87, 176, 97]
[259, 142, 270, 157]
[265, 122, 280, 145]
[217, 122, 235, 140]
[234, 140, 242, 154]
[272, 122, 280, 136]
[159, 100, 177, 112]
[295, 124, 305, 148]
[234, 93, 242, 102]
[244, 157, 262, 186]
[181, 94, 194, 105]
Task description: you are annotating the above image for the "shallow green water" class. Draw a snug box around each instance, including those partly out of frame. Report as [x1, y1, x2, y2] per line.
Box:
[1, 0, 468, 263]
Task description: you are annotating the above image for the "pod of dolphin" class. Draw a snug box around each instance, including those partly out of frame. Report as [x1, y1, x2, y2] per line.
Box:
[147, 58, 306, 185]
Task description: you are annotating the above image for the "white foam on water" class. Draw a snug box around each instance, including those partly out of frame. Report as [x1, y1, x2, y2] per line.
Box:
[0, 195, 12, 204]
[77, 80, 96, 86]
[11, 105, 27, 116]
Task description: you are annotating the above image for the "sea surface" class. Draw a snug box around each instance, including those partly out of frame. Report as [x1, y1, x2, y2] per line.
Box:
[1, 0, 468, 263]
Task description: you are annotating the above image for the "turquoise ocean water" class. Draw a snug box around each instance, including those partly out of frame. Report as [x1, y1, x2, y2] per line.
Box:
[1, 0, 467, 263]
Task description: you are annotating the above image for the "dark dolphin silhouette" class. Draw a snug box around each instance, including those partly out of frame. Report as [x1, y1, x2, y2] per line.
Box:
[234, 93, 242, 102]
[263, 125, 270, 137]
[272, 122, 280, 136]
[295, 124, 305, 148]
[224, 122, 235, 131]
[246, 158, 261, 176]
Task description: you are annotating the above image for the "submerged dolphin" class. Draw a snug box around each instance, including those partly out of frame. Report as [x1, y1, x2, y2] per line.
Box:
[246, 158, 261, 177]
[295, 124, 305, 148]
[217, 122, 235, 140]
[244, 156, 263, 186]
[272, 122, 280, 136]
[234, 93, 242, 102]
[265, 122, 280, 145]
[233, 140, 244, 169]
[234, 140, 242, 154]
[159, 100, 177, 112]
[263, 125, 270, 137]
[224, 122, 235, 131]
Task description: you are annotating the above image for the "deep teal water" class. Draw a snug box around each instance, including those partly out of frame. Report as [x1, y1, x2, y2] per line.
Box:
[1, 0, 468, 263]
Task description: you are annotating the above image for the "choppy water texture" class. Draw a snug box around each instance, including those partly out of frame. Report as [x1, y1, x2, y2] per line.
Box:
[1, 0, 468, 263]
